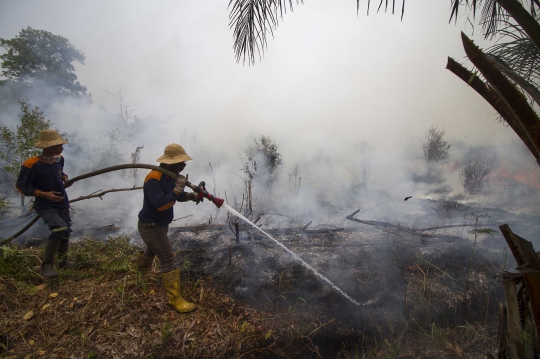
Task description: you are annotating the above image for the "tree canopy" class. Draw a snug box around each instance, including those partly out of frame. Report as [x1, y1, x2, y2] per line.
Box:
[0, 27, 88, 97]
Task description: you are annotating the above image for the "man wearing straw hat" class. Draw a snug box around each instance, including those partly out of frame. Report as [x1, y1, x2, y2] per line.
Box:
[137, 143, 206, 313]
[16, 129, 73, 278]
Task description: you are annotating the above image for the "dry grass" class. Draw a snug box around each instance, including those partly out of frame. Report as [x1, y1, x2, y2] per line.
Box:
[1, 234, 502, 358]
[0, 236, 352, 358]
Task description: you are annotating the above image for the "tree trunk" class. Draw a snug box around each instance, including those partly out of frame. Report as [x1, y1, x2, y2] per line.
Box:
[20, 193, 25, 215]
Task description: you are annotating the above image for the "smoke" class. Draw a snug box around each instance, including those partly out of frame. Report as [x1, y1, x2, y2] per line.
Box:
[1, 2, 540, 331]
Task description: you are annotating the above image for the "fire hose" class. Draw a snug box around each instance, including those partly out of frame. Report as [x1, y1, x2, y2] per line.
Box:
[0, 164, 224, 246]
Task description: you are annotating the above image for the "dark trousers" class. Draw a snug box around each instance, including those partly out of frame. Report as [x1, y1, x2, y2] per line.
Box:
[137, 220, 175, 273]
[36, 207, 71, 242]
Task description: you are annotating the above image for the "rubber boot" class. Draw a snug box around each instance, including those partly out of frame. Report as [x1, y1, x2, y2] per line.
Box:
[136, 251, 155, 274]
[161, 269, 195, 313]
[41, 240, 60, 278]
[57, 238, 74, 269]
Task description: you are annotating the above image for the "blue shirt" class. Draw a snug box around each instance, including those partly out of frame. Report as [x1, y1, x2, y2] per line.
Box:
[16, 156, 69, 211]
[138, 170, 188, 226]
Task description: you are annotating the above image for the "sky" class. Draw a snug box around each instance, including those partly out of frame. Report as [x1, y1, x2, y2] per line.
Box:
[0, 1, 515, 147]
[0, 0, 538, 229]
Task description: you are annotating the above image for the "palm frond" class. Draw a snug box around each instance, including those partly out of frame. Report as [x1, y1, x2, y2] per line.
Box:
[449, 0, 540, 40]
[486, 20, 540, 84]
[228, 0, 302, 65]
[480, 0, 508, 38]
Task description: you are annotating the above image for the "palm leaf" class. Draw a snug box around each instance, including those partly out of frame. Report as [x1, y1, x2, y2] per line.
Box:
[449, 0, 540, 40]
[486, 20, 540, 84]
[228, 0, 302, 65]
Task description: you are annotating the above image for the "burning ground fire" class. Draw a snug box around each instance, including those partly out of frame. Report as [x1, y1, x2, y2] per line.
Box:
[491, 166, 540, 190]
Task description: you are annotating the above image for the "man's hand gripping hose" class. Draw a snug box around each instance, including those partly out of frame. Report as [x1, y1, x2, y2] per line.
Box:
[188, 181, 224, 208]
[0, 163, 225, 246]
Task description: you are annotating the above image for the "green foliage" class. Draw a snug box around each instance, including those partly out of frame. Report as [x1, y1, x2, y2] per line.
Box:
[0, 99, 50, 178]
[0, 26, 87, 97]
[468, 228, 496, 237]
[0, 246, 36, 280]
[422, 125, 451, 178]
[0, 194, 9, 209]
[244, 135, 284, 190]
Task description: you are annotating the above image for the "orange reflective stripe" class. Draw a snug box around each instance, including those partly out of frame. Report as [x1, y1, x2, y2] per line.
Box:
[144, 170, 162, 183]
[22, 156, 40, 169]
[157, 202, 175, 211]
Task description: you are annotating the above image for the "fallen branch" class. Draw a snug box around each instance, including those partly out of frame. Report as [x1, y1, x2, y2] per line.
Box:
[172, 224, 229, 233]
[345, 212, 428, 237]
[69, 187, 142, 203]
[172, 214, 193, 222]
[345, 210, 538, 238]
[171, 223, 351, 236]
[419, 222, 540, 231]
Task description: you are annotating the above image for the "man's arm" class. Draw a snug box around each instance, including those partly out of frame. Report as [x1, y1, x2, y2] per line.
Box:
[16, 163, 64, 203]
[16, 165, 39, 197]
[60, 156, 72, 188]
[145, 179, 181, 211]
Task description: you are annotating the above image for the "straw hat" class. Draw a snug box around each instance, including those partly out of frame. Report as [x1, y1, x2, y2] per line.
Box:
[156, 143, 193, 164]
[34, 129, 69, 149]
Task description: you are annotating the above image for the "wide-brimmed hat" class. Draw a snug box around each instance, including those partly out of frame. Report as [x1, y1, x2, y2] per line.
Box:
[156, 143, 193, 164]
[34, 129, 69, 149]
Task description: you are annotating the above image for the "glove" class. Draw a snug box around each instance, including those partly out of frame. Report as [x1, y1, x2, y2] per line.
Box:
[174, 175, 187, 194]
[186, 192, 204, 204]
[194, 181, 209, 197]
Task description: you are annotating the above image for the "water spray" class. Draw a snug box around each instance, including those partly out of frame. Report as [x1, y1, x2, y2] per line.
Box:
[221, 203, 361, 306]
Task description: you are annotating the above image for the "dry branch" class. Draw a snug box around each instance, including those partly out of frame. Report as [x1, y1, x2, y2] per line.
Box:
[346, 211, 429, 237]
[2, 164, 204, 246]
[346, 210, 539, 239]
[172, 223, 348, 236]
[69, 186, 142, 203]
[1, 185, 144, 246]
[172, 214, 193, 222]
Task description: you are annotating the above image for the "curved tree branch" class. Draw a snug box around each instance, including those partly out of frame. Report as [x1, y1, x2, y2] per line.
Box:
[1, 164, 199, 246]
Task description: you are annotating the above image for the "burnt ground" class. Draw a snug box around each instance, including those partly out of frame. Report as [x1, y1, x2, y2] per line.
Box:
[2, 196, 539, 358]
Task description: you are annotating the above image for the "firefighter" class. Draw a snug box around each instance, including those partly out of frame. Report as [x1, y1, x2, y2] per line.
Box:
[16, 129, 73, 278]
[137, 143, 216, 313]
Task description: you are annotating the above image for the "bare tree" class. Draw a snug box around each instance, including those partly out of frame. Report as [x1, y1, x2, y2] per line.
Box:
[246, 135, 283, 195]
[348, 140, 374, 189]
[240, 153, 257, 214]
[289, 163, 301, 196]
[131, 145, 144, 186]
[460, 161, 492, 194]
[459, 146, 496, 194]
[422, 125, 451, 179]
[106, 89, 138, 124]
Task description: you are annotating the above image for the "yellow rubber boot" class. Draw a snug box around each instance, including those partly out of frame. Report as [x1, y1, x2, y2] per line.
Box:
[136, 251, 155, 274]
[161, 269, 195, 313]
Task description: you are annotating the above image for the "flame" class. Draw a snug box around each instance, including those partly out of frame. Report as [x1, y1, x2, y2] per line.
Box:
[491, 166, 540, 190]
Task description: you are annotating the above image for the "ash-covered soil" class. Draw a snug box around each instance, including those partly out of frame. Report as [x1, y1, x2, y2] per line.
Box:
[4, 194, 539, 357]
[171, 226, 503, 326]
